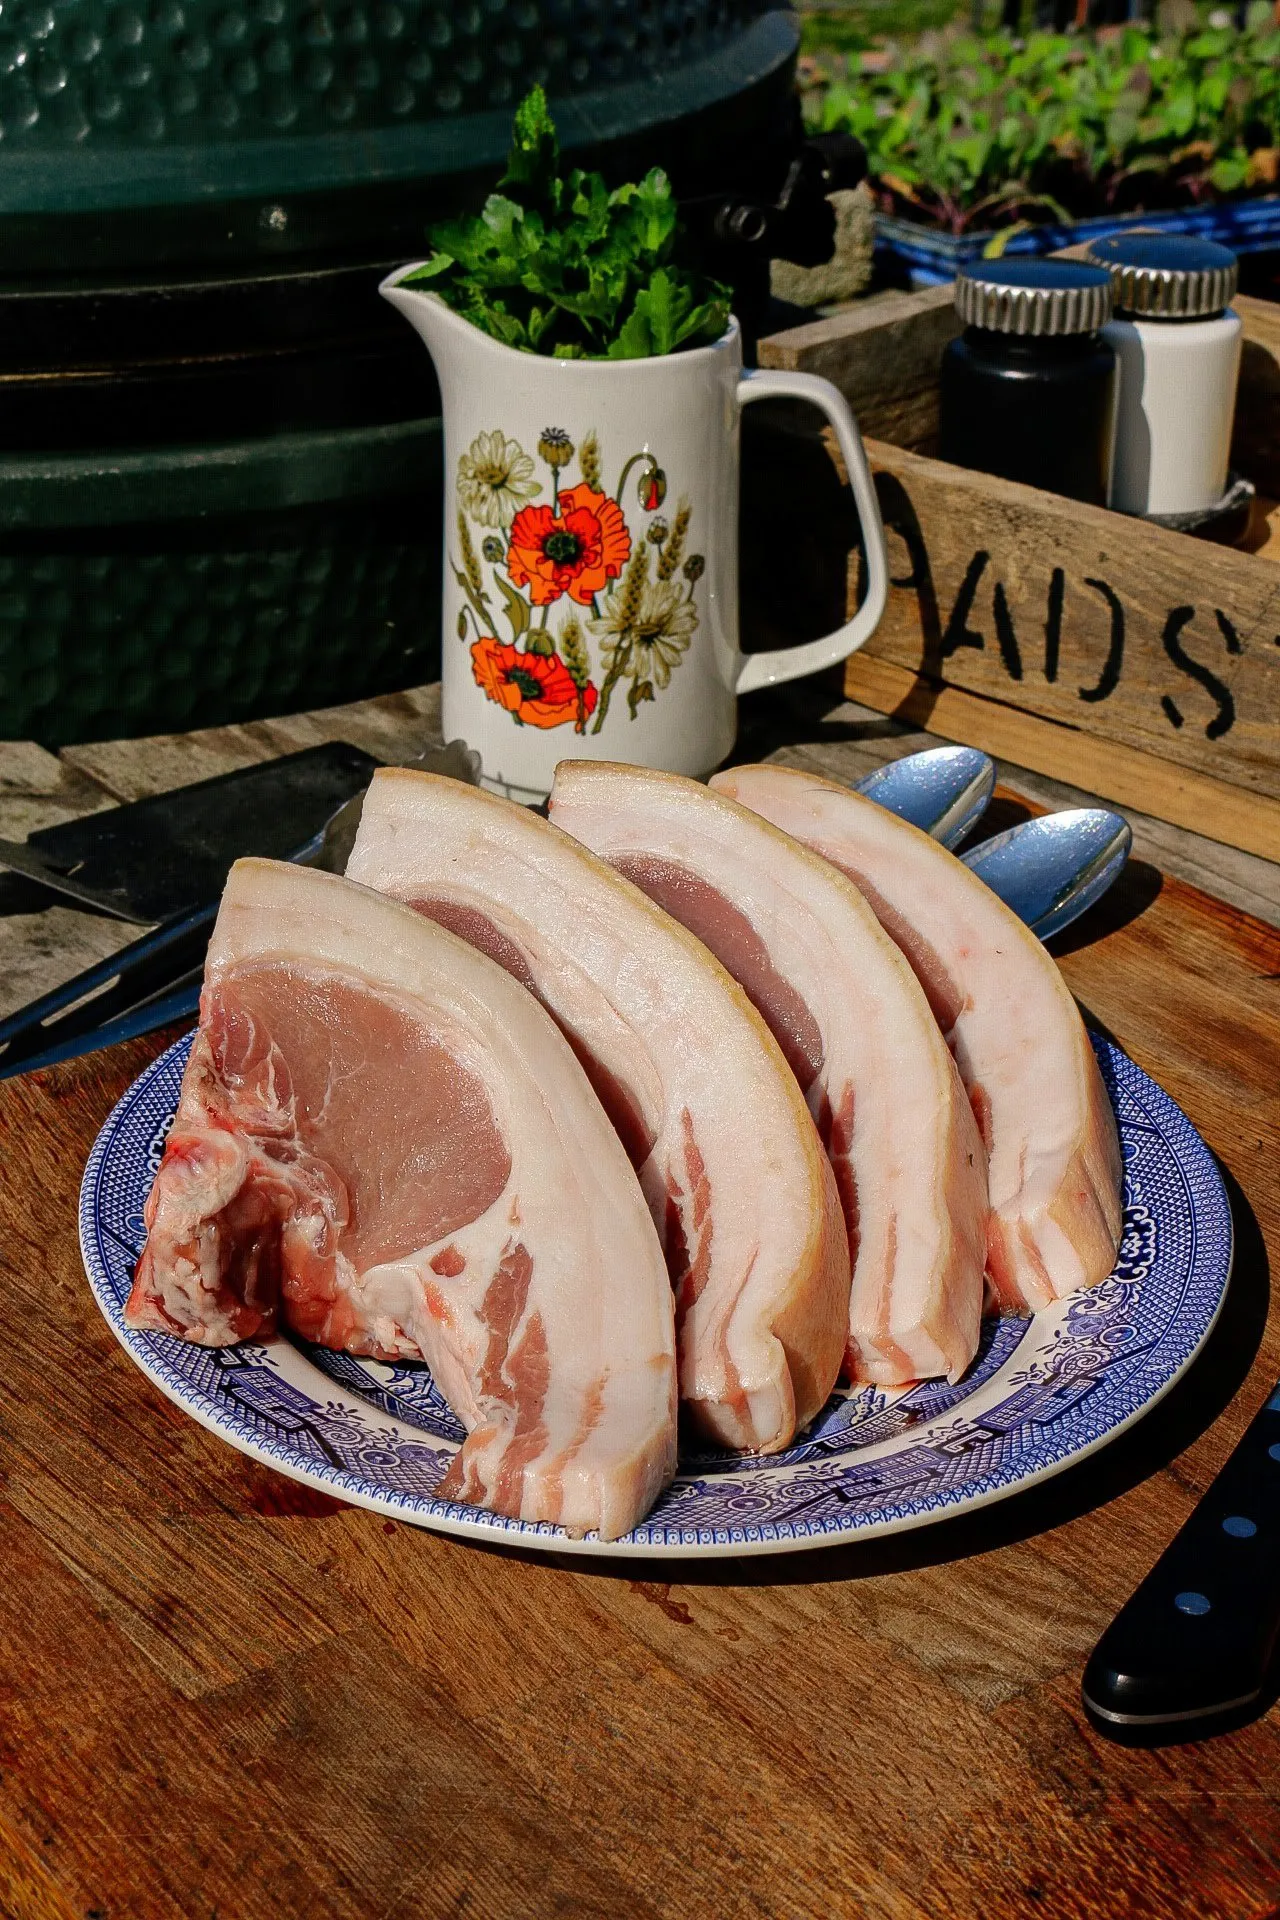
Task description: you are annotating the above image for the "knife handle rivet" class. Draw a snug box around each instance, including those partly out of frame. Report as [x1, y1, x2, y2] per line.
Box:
[1223, 1515, 1257, 1538]
[1174, 1591, 1212, 1616]
[1268, 1444, 1280, 1463]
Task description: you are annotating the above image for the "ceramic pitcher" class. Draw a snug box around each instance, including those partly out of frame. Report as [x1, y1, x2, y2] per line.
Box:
[382, 270, 888, 804]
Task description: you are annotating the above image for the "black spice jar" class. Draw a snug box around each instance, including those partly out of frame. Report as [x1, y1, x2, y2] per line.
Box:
[940, 259, 1116, 507]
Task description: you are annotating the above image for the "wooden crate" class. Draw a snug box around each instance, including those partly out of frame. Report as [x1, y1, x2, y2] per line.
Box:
[757, 287, 1280, 862]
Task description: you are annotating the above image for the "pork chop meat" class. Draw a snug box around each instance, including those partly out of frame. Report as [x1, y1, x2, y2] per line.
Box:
[712, 765, 1124, 1312]
[549, 762, 989, 1387]
[127, 858, 678, 1540]
[346, 769, 850, 1455]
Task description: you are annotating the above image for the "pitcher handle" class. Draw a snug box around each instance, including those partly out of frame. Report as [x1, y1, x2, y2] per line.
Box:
[733, 368, 888, 696]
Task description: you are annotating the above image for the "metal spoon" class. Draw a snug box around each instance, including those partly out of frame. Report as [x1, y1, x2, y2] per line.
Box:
[960, 808, 1133, 942]
[853, 745, 995, 848]
[850, 746, 1131, 936]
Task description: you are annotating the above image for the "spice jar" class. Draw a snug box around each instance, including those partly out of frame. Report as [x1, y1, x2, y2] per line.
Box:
[939, 259, 1116, 506]
[1084, 234, 1241, 518]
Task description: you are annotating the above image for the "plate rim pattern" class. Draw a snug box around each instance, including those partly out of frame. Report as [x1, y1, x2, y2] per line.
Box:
[78, 1030, 1233, 1560]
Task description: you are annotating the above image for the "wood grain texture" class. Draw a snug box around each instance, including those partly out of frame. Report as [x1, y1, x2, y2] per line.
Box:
[0, 741, 134, 1022]
[0, 770, 1278, 1917]
[860, 436, 1280, 802]
[1242, 495, 1280, 563]
[1232, 294, 1280, 500]
[842, 650, 1280, 864]
[738, 679, 1280, 926]
[758, 282, 956, 452]
[744, 401, 1280, 860]
[60, 683, 443, 803]
[757, 288, 1280, 850]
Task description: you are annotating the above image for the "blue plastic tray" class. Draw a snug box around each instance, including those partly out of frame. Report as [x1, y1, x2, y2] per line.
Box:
[877, 195, 1280, 286]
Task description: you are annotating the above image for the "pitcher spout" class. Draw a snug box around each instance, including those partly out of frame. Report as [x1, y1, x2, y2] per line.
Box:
[379, 265, 450, 347]
[380, 267, 511, 381]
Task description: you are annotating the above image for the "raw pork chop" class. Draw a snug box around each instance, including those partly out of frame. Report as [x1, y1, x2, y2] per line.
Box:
[549, 762, 989, 1386]
[127, 858, 678, 1540]
[712, 765, 1124, 1312]
[346, 769, 849, 1453]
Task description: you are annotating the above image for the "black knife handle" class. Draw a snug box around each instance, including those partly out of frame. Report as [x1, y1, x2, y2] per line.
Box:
[1083, 1387, 1280, 1735]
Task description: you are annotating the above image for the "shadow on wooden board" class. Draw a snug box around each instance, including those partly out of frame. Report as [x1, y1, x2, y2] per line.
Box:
[1048, 858, 1165, 950]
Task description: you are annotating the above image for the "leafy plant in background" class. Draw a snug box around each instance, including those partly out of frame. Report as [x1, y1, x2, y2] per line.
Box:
[804, 6, 1280, 231]
[402, 86, 732, 358]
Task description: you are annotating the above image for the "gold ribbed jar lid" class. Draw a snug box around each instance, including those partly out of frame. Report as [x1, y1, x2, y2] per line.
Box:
[1082, 234, 1239, 319]
[955, 259, 1113, 336]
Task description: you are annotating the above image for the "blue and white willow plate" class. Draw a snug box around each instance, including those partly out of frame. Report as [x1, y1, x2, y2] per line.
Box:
[80, 1031, 1232, 1560]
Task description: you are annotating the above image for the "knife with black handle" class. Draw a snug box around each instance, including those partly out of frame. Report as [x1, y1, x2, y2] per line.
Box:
[1083, 1384, 1280, 1737]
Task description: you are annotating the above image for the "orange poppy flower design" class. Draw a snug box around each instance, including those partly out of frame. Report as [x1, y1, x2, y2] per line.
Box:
[506, 483, 631, 606]
[471, 635, 599, 730]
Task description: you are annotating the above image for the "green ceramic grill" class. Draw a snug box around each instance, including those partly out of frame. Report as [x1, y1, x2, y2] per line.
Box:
[0, 422, 442, 745]
[0, 4, 824, 745]
[0, 2, 800, 270]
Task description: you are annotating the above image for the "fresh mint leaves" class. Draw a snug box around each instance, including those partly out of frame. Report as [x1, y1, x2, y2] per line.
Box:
[402, 86, 732, 360]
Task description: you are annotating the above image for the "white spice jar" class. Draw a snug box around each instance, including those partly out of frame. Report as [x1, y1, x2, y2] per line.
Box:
[1084, 234, 1241, 518]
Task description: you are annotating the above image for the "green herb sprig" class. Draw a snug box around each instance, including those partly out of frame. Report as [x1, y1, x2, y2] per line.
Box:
[401, 87, 732, 360]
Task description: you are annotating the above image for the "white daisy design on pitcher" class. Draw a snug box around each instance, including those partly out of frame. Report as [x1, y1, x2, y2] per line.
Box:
[457, 430, 541, 529]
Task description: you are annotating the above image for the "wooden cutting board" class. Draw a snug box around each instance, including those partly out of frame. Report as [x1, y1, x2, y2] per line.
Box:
[0, 840, 1277, 1920]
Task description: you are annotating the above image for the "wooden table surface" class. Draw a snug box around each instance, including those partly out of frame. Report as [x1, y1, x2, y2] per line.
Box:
[1, 680, 1279, 1919]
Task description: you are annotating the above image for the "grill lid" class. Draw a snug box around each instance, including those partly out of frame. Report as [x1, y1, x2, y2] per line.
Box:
[0, 6, 798, 274]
